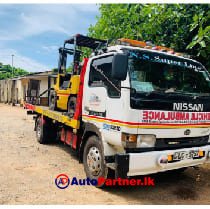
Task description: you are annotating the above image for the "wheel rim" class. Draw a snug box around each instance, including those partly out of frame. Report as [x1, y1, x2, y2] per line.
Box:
[87, 146, 102, 176]
[36, 121, 41, 139]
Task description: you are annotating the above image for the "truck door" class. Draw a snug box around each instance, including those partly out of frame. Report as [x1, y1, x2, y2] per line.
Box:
[83, 55, 123, 146]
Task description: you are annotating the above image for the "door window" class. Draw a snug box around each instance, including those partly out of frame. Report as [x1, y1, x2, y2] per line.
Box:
[89, 55, 121, 98]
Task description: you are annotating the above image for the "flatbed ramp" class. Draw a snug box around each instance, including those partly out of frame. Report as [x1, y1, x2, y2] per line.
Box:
[25, 103, 80, 129]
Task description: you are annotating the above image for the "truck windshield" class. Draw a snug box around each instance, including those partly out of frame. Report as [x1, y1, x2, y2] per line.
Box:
[127, 49, 210, 96]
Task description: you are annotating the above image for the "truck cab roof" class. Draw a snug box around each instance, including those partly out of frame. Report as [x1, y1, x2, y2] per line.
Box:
[106, 45, 204, 68]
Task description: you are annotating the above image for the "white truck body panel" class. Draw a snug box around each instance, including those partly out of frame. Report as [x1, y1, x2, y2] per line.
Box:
[128, 145, 210, 176]
[82, 45, 210, 176]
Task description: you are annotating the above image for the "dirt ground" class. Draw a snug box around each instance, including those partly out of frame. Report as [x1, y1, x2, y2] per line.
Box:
[0, 103, 210, 204]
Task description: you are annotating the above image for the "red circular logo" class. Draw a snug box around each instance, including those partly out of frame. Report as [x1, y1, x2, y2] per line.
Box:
[55, 174, 70, 189]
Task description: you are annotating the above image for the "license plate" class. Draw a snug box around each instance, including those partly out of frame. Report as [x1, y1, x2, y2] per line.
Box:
[173, 150, 200, 161]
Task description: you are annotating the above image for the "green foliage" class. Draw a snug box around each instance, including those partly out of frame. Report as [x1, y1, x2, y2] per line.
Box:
[52, 64, 73, 73]
[0, 62, 28, 80]
[186, 9, 210, 68]
[52, 68, 58, 73]
[89, 4, 210, 70]
[66, 63, 73, 73]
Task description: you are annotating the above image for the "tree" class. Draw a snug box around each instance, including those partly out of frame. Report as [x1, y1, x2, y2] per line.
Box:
[0, 62, 28, 80]
[89, 4, 210, 70]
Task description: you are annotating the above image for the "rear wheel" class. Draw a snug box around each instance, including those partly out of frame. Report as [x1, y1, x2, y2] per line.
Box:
[36, 116, 57, 144]
[83, 136, 108, 187]
[67, 96, 77, 118]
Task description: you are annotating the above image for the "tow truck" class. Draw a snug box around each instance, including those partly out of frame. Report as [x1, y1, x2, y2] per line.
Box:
[25, 34, 210, 186]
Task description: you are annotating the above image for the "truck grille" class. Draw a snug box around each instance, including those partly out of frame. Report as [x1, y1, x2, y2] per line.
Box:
[155, 135, 209, 150]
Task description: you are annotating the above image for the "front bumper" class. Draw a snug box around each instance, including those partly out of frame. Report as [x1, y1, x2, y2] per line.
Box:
[115, 145, 210, 178]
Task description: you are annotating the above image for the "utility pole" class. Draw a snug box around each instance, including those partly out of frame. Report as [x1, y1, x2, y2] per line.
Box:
[11, 54, 14, 77]
[11, 54, 15, 105]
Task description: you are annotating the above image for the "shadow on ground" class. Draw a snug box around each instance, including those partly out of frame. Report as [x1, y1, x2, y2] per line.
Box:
[46, 141, 210, 204]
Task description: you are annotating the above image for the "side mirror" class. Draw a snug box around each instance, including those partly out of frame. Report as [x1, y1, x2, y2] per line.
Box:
[112, 53, 128, 81]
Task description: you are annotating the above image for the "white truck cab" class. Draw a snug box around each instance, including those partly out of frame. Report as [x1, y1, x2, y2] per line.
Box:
[81, 43, 210, 179]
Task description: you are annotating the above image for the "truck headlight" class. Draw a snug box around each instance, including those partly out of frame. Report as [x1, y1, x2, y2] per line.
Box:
[137, 135, 156, 148]
[121, 133, 156, 148]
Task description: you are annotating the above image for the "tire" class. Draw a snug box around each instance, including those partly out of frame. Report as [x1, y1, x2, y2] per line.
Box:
[49, 90, 57, 110]
[36, 117, 57, 144]
[67, 96, 77, 118]
[83, 135, 108, 187]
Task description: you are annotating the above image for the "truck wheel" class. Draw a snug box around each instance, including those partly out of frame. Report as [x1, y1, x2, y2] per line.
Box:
[36, 117, 57, 144]
[49, 91, 57, 110]
[36, 117, 48, 144]
[67, 96, 77, 118]
[83, 135, 108, 187]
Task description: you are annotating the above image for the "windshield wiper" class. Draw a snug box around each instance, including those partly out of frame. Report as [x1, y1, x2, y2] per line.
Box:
[164, 90, 210, 98]
[132, 90, 166, 98]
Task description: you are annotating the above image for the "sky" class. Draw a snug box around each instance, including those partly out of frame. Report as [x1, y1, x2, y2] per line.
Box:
[0, 4, 99, 72]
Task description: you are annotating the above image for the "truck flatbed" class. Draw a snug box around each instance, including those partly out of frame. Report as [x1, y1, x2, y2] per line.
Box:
[25, 103, 80, 129]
